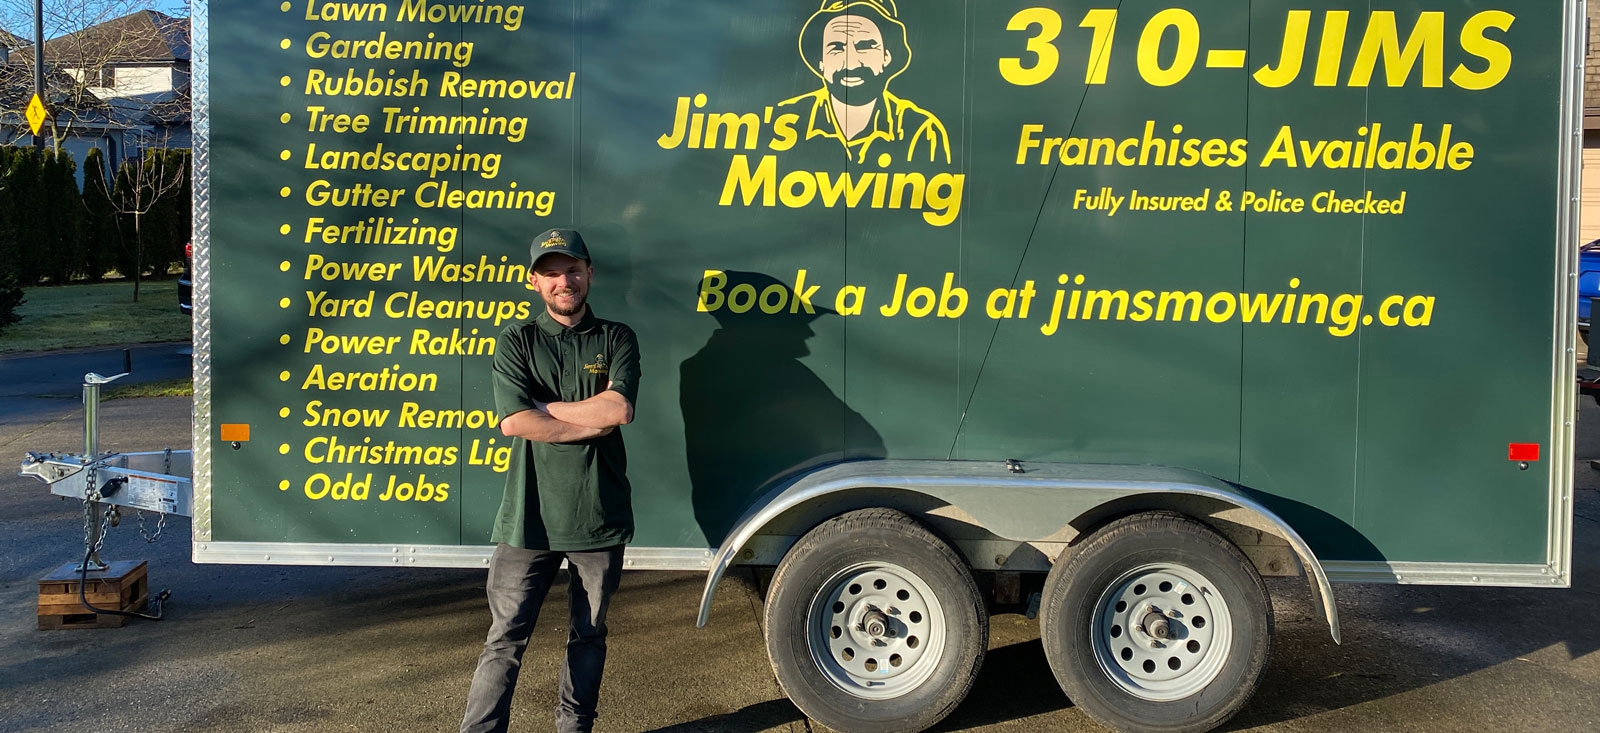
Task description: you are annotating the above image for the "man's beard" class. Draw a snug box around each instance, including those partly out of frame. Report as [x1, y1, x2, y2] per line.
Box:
[826, 64, 889, 106]
[546, 289, 587, 316]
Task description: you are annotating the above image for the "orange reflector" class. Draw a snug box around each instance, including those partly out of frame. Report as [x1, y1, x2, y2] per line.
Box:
[220, 424, 251, 442]
[1508, 443, 1539, 462]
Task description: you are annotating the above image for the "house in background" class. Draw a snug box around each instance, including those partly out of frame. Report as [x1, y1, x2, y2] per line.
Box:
[1, 10, 190, 185]
[46, 9, 191, 150]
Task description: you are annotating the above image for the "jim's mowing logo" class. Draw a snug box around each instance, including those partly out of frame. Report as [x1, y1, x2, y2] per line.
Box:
[656, 0, 962, 226]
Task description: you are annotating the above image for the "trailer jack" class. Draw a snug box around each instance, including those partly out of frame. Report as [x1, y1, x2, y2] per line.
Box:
[19, 371, 190, 625]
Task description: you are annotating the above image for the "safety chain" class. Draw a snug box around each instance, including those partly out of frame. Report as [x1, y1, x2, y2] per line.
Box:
[143, 448, 174, 541]
[135, 509, 167, 543]
[81, 455, 169, 549]
[81, 460, 110, 557]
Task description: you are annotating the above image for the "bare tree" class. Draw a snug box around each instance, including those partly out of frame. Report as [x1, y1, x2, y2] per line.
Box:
[109, 147, 185, 302]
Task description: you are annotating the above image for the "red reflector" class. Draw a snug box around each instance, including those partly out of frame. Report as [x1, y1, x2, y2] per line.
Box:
[1508, 443, 1540, 462]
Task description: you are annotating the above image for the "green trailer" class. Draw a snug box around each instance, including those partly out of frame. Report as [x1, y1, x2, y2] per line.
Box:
[186, 0, 1582, 730]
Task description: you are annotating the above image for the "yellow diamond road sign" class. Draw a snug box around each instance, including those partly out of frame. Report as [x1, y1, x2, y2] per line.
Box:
[25, 94, 47, 136]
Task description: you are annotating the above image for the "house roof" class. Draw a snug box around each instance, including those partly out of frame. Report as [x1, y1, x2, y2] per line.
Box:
[145, 81, 190, 125]
[32, 10, 190, 65]
[0, 28, 27, 49]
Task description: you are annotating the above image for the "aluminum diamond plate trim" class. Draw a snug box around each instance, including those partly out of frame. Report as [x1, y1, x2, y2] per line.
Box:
[190, 0, 213, 544]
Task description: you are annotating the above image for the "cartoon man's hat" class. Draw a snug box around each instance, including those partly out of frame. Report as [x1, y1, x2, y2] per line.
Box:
[798, 0, 912, 84]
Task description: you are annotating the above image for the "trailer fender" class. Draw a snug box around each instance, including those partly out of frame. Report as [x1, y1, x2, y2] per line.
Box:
[697, 460, 1340, 644]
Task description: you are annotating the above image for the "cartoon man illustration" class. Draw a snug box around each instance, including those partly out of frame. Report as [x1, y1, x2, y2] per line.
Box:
[780, 0, 951, 165]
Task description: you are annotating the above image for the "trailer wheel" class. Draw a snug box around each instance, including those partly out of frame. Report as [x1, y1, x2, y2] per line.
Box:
[1040, 512, 1271, 733]
[764, 508, 986, 733]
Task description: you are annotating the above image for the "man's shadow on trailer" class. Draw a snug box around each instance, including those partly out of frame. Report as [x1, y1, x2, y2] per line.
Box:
[680, 271, 886, 547]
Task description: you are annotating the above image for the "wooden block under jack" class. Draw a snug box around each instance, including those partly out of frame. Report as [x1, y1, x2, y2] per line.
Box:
[37, 560, 148, 630]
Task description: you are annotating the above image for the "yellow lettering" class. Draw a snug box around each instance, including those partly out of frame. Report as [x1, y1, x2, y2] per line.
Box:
[1451, 11, 1514, 90]
[697, 270, 726, 312]
[836, 285, 866, 316]
[1349, 11, 1444, 88]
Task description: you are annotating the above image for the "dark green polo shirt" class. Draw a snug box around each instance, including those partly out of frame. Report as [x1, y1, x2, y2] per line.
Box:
[491, 308, 640, 551]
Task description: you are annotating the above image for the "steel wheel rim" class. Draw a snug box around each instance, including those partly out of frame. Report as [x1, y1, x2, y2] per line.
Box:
[1090, 563, 1232, 701]
[807, 561, 946, 700]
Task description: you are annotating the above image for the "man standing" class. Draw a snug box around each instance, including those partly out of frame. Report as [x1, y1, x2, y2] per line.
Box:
[462, 228, 641, 733]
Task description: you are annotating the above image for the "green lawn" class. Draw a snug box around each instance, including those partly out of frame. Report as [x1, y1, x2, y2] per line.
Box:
[0, 279, 192, 355]
[104, 376, 194, 400]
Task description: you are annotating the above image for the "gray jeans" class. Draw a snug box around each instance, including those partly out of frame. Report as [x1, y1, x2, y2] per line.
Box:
[461, 543, 624, 733]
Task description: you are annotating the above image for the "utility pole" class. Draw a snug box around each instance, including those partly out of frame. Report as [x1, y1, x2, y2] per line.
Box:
[32, 0, 45, 149]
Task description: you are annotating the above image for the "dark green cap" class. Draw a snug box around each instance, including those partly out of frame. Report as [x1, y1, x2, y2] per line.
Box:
[530, 228, 590, 267]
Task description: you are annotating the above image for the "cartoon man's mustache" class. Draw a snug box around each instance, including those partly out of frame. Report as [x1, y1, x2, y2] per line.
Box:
[829, 65, 880, 83]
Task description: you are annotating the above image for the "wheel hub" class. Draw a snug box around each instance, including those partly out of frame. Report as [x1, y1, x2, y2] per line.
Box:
[861, 608, 893, 639]
[809, 562, 947, 700]
[1091, 564, 1234, 701]
[1142, 610, 1171, 640]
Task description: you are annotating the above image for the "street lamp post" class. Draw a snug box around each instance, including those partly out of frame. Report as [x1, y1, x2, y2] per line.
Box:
[33, 0, 45, 149]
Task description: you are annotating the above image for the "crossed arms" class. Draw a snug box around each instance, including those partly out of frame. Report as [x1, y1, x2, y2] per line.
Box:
[500, 388, 634, 444]
[493, 323, 640, 444]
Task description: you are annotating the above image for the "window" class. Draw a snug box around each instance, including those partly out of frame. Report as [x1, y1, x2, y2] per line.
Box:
[93, 67, 115, 88]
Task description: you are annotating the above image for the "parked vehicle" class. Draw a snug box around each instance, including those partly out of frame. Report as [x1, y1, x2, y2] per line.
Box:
[26, 3, 1581, 732]
[178, 241, 192, 316]
[1580, 239, 1600, 343]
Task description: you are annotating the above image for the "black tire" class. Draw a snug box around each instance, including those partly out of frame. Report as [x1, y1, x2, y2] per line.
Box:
[1040, 512, 1272, 733]
[764, 508, 987, 733]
